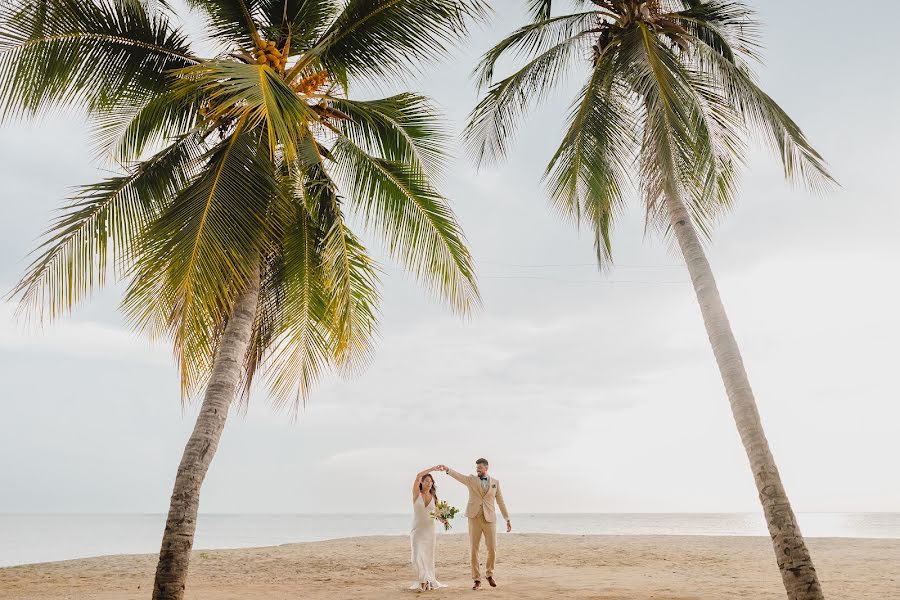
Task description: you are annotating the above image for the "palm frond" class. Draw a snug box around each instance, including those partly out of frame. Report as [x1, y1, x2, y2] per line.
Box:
[318, 194, 381, 373]
[184, 0, 260, 47]
[91, 87, 201, 163]
[0, 0, 198, 121]
[122, 124, 281, 396]
[624, 24, 696, 213]
[8, 132, 204, 320]
[238, 250, 280, 406]
[295, 0, 488, 86]
[671, 0, 761, 63]
[292, 141, 381, 373]
[257, 0, 337, 49]
[679, 66, 744, 226]
[264, 202, 333, 412]
[328, 131, 479, 314]
[524, 0, 594, 23]
[473, 11, 598, 89]
[327, 93, 450, 178]
[526, 0, 552, 21]
[116, 0, 176, 14]
[172, 60, 318, 160]
[629, 22, 740, 238]
[702, 51, 834, 191]
[544, 58, 634, 266]
[464, 25, 593, 166]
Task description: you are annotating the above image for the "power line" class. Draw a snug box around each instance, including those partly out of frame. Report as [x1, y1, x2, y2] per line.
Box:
[478, 260, 683, 269]
[375, 258, 689, 285]
[480, 275, 687, 285]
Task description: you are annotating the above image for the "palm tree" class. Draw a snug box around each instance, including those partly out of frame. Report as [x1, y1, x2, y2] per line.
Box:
[1, 0, 485, 598]
[465, 2, 832, 599]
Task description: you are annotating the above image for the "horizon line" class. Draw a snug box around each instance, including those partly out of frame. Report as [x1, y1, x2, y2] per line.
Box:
[3, 511, 898, 516]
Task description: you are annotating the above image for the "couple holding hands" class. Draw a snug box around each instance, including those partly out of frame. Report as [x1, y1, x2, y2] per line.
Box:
[410, 458, 511, 591]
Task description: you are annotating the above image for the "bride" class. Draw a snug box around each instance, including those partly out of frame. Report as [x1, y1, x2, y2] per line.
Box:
[410, 466, 447, 591]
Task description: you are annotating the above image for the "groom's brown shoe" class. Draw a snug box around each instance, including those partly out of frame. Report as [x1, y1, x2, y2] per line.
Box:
[472, 581, 481, 590]
[487, 577, 497, 587]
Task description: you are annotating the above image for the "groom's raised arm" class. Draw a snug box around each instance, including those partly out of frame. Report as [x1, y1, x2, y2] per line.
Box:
[443, 466, 469, 485]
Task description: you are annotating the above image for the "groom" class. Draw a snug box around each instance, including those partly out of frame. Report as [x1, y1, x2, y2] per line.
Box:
[440, 459, 511, 590]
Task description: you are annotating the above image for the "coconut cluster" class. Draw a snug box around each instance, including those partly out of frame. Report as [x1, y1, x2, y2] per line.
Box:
[294, 70, 328, 95]
[254, 40, 287, 72]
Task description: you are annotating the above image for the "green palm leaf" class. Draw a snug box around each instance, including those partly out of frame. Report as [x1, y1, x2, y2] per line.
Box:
[257, 0, 336, 49]
[328, 131, 479, 314]
[290, 144, 381, 381]
[184, 0, 261, 47]
[544, 58, 634, 265]
[703, 53, 834, 191]
[173, 60, 318, 160]
[473, 11, 598, 89]
[328, 93, 450, 178]
[464, 17, 595, 166]
[92, 87, 201, 163]
[264, 203, 333, 409]
[296, 0, 488, 86]
[122, 124, 281, 395]
[9, 133, 204, 320]
[0, 0, 197, 121]
[526, 0, 552, 21]
[673, 0, 761, 63]
[319, 196, 381, 373]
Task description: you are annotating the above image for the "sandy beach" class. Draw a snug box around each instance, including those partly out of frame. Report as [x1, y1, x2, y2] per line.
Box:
[2, 534, 898, 599]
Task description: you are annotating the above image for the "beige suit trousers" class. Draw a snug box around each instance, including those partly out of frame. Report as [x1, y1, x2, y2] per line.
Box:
[468, 510, 497, 581]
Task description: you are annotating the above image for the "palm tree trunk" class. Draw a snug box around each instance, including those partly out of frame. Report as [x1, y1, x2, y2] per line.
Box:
[665, 194, 824, 600]
[152, 269, 260, 600]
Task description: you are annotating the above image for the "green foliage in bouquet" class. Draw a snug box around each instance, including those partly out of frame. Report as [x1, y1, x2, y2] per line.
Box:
[430, 500, 459, 531]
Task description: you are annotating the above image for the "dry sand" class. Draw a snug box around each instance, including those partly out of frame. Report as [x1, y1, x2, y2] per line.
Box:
[2, 534, 898, 599]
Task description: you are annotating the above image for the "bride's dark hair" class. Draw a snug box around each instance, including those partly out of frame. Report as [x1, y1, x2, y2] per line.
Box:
[419, 474, 438, 500]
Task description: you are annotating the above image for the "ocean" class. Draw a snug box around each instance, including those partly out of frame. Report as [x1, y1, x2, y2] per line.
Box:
[2, 512, 898, 568]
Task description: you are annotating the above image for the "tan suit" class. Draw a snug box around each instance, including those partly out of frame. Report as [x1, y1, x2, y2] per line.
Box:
[447, 468, 509, 581]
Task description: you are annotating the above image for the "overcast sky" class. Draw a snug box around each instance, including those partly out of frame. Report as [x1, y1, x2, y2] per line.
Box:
[1, 0, 898, 515]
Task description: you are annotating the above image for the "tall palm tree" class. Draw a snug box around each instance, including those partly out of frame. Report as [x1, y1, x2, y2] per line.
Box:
[1, 0, 485, 598]
[465, 2, 832, 599]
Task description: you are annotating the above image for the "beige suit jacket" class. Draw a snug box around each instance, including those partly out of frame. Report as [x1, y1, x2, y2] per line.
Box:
[447, 468, 509, 523]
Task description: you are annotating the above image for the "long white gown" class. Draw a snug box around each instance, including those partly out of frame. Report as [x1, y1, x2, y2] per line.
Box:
[409, 495, 445, 590]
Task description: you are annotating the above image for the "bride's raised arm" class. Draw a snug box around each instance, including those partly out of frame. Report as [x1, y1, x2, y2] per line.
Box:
[412, 466, 441, 502]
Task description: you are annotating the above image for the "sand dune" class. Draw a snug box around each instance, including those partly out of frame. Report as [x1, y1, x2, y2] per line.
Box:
[2, 534, 898, 599]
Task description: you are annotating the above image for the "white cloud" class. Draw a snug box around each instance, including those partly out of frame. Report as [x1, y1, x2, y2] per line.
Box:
[0, 301, 169, 364]
[325, 447, 413, 468]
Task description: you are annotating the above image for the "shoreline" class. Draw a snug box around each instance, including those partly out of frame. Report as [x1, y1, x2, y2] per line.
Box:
[3, 534, 898, 599]
[4, 531, 900, 569]
[6, 512, 899, 569]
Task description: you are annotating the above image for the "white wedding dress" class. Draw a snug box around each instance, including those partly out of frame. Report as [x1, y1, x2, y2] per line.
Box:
[409, 495, 445, 590]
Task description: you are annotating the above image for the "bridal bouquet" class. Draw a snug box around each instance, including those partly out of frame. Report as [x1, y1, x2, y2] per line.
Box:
[429, 500, 459, 531]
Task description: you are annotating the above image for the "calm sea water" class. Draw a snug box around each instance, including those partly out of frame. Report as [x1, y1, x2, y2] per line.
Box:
[2, 513, 898, 567]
